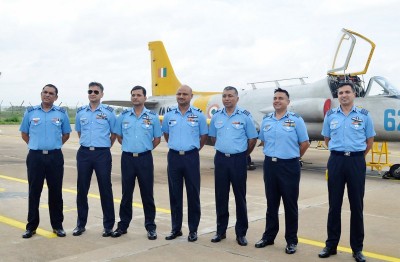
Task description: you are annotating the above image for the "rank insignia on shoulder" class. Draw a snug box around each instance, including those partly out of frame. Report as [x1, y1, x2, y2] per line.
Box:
[192, 107, 202, 113]
[360, 108, 369, 115]
[289, 112, 299, 118]
[27, 106, 35, 112]
[327, 109, 334, 116]
[77, 106, 86, 113]
[263, 113, 273, 119]
[166, 107, 174, 112]
[148, 110, 156, 115]
[121, 109, 129, 115]
[56, 107, 66, 113]
[242, 110, 250, 116]
[104, 105, 114, 112]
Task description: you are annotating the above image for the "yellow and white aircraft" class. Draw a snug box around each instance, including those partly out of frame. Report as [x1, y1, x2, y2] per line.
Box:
[104, 28, 400, 176]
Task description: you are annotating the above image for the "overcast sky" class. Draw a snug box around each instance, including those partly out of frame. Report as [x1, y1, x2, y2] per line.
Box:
[0, 0, 399, 107]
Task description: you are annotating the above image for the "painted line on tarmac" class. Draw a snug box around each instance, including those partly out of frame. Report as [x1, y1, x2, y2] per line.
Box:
[0, 174, 171, 214]
[0, 215, 57, 239]
[298, 236, 400, 261]
[2, 174, 398, 261]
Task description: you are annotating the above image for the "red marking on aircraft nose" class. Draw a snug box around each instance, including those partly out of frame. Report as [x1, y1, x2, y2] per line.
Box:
[323, 99, 331, 115]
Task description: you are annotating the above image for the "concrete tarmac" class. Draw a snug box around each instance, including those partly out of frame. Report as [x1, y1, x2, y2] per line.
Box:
[0, 125, 399, 262]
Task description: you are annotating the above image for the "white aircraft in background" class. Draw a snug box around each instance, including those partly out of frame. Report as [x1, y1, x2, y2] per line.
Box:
[104, 28, 400, 177]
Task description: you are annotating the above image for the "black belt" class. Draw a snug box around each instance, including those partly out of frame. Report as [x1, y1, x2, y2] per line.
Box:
[30, 149, 61, 155]
[169, 148, 198, 155]
[123, 150, 151, 157]
[331, 150, 364, 157]
[216, 150, 246, 157]
[265, 156, 299, 162]
[80, 146, 109, 151]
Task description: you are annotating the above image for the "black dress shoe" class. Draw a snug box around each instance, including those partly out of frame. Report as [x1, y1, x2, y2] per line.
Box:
[165, 231, 183, 240]
[285, 243, 297, 254]
[102, 228, 113, 237]
[147, 229, 157, 240]
[188, 232, 198, 242]
[211, 233, 226, 243]
[255, 238, 274, 248]
[72, 227, 86, 236]
[353, 251, 366, 262]
[318, 246, 337, 258]
[53, 228, 66, 237]
[111, 228, 127, 238]
[22, 229, 36, 239]
[236, 236, 248, 246]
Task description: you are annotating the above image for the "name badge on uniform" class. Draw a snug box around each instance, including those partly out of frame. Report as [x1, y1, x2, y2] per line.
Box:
[123, 121, 129, 129]
[32, 117, 40, 124]
[330, 120, 339, 129]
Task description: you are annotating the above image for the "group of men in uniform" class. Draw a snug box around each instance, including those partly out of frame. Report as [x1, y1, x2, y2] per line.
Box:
[19, 81, 374, 262]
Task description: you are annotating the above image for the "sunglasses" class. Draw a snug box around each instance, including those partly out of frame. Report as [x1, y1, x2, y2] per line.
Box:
[88, 90, 100, 95]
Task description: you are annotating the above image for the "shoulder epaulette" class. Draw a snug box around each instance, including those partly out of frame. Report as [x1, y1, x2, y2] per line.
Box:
[263, 113, 273, 119]
[121, 109, 130, 115]
[360, 108, 369, 115]
[166, 107, 173, 113]
[26, 106, 35, 112]
[327, 109, 335, 116]
[242, 109, 250, 116]
[147, 110, 157, 115]
[77, 106, 86, 113]
[289, 112, 300, 118]
[104, 105, 114, 112]
[192, 106, 202, 113]
[55, 107, 66, 113]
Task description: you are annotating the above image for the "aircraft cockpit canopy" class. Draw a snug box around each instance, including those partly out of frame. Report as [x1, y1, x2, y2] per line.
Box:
[365, 76, 400, 97]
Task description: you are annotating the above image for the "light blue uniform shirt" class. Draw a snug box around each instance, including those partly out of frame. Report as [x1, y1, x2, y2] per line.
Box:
[209, 106, 258, 154]
[19, 104, 72, 150]
[321, 106, 376, 152]
[115, 107, 162, 153]
[259, 111, 309, 159]
[75, 104, 116, 147]
[161, 106, 208, 151]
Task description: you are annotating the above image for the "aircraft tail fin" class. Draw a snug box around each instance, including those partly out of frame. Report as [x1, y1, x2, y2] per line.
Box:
[148, 41, 181, 96]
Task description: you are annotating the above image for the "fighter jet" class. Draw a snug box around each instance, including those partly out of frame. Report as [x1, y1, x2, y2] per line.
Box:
[103, 28, 400, 175]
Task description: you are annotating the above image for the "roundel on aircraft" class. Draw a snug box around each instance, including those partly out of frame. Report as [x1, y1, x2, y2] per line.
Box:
[208, 104, 220, 118]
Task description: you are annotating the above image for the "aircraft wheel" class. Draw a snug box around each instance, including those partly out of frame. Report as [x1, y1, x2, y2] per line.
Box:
[389, 164, 400, 179]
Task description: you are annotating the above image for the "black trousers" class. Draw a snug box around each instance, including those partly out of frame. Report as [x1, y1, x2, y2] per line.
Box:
[167, 149, 201, 233]
[326, 154, 366, 252]
[117, 151, 156, 231]
[26, 149, 64, 230]
[214, 151, 248, 237]
[262, 156, 300, 245]
[76, 147, 115, 229]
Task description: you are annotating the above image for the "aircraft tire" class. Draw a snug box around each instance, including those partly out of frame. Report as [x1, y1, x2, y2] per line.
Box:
[389, 164, 400, 179]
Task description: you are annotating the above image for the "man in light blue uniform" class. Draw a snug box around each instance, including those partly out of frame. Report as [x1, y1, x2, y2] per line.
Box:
[319, 82, 375, 262]
[162, 84, 208, 242]
[20, 84, 71, 238]
[73, 82, 117, 237]
[255, 88, 310, 254]
[209, 86, 258, 246]
[112, 86, 162, 240]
